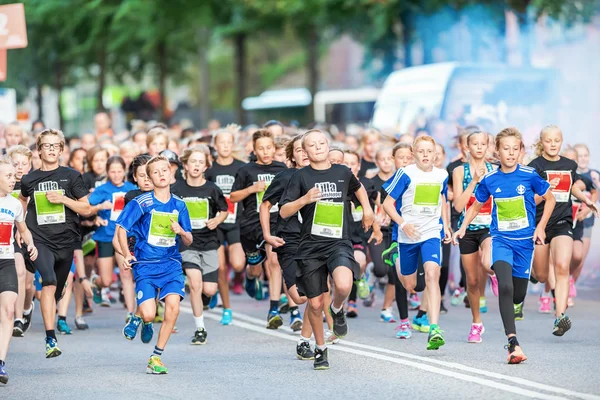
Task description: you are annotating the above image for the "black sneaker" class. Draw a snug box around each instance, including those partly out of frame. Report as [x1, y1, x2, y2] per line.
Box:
[313, 348, 329, 370]
[23, 303, 34, 332]
[191, 328, 208, 345]
[329, 304, 348, 338]
[440, 302, 448, 315]
[296, 341, 315, 360]
[12, 321, 24, 337]
[552, 314, 571, 337]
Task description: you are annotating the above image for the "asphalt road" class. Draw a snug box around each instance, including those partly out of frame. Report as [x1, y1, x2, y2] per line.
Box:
[3, 285, 600, 400]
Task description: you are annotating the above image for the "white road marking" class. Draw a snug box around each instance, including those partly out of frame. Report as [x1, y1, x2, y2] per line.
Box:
[181, 306, 598, 400]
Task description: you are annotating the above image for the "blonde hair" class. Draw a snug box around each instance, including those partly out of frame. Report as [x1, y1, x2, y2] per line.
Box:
[146, 126, 169, 148]
[180, 145, 211, 169]
[36, 129, 65, 151]
[361, 128, 380, 144]
[376, 146, 393, 160]
[252, 129, 274, 147]
[275, 135, 291, 151]
[392, 142, 412, 157]
[119, 140, 140, 155]
[573, 143, 589, 154]
[301, 129, 327, 150]
[213, 124, 240, 145]
[495, 127, 523, 149]
[534, 124, 562, 157]
[146, 155, 170, 175]
[8, 145, 32, 160]
[412, 135, 436, 151]
[343, 149, 361, 163]
[0, 155, 12, 167]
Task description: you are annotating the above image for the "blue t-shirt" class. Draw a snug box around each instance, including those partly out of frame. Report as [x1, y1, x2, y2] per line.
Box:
[116, 191, 192, 277]
[475, 164, 550, 240]
[89, 181, 137, 243]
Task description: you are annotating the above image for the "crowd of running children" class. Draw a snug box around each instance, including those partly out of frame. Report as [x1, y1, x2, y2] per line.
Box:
[0, 116, 597, 380]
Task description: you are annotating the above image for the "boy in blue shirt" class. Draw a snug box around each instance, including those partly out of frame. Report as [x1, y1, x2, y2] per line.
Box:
[115, 156, 192, 374]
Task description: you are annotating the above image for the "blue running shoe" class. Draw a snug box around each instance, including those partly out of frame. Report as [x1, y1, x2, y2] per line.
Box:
[123, 315, 142, 340]
[279, 295, 290, 314]
[255, 280, 266, 301]
[92, 286, 102, 305]
[141, 322, 154, 344]
[57, 319, 72, 335]
[479, 298, 488, 314]
[220, 308, 232, 325]
[266, 309, 283, 330]
[208, 293, 218, 309]
[412, 314, 430, 333]
[0, 361, 7, 384]
[290, 309, 303, 332]
[45, 337, 62, 358]
[245, 277, 258, 298]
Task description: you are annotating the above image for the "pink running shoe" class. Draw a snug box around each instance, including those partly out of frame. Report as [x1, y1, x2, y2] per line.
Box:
[490, 275, 499, 297]
[468, 324, 485, 343]
[539, 296, 551, 313]
[569, 277, 577, 298]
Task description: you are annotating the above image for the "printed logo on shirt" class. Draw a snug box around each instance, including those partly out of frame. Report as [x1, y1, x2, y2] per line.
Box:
[314, 182, 342, 199]
[137, 290, 143, 300]
[257, 174, 274, 184]
[37, 181, 61, 192]
[0, 208, 15, 218]
[516, 185, 526, 195]
[495, 188, 502, 193]
[216, 175, 235, 193]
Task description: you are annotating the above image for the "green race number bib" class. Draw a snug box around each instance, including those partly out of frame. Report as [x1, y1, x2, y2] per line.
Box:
[184, 198, 209, 229]
[34, 190, 66, 225]
[413, 183, 441, 216]
[495, 196, 528, 232]
[352, 204, 363, 222]
[11, 190, 19, 199]
[311, 201, 344, 238]
[148, 211, 178, 247]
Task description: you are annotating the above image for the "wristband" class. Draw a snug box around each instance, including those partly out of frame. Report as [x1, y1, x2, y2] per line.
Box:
[78, 277, 89, 284]
[400, 221, 407, 230]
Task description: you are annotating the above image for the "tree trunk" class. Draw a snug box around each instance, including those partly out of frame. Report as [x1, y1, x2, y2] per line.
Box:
[36, 82, 43, 121]
[234, 33, 247, 126]
[157, 41, 168, 122]
[305, 24, 319, 123]
[401, 11, 413, 67]
[97, 45, 107, 111]
[198, 27, 212, 127]
[55, 62, 64, 130]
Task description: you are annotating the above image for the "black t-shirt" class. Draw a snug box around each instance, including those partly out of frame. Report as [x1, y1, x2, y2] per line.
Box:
[370, 173, 393, 233]
[263, 168, 301, 246]
[350, 176, 377, 244]
[21, 166, 89, 251]
[231, 161, 287, 233]
[280, 164, 361, 259]
[528, 156, 578, 226]
[124, 189, 145, 206]
[205, 159, 246, 228]
[83, 172, 106, 192]
[447, 158, 465, 220]
[171, 180, 228, 251]
[580, 169, 600, 228]
[359, 158, 377, 179]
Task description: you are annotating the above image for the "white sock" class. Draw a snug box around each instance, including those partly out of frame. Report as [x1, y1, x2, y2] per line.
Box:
[316, 344, 327, 351]
[14, 318, 24, 324]
[542, 291, 551, 297]
[331, 304, 343, 314]
[298, 336, 310, 345]
[23, 306, 33, 315]
[194, 315, 205, 330]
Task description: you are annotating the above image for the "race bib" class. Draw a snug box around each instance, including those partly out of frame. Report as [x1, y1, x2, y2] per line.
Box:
[352, 204, 363, 222]
[413, 183, 441, 216]
[256, 184, 278, 214]
[0, 221, 13, 258]
[311, 201, 344, 238]
[148, 211, 178, 247]
[11, 190, 19, 199]
[184, 198, 209, 230]
[467, 194, 492, 226]
[34, 190, 66, 225]
[495, 196, 528, 232]
[546, 171, 572, 203]
[224, 195, 237, 224]
[572, 200, 580, 229]
[110, 192, 126, 221]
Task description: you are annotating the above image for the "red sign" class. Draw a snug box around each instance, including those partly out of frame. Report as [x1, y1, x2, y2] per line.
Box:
[0, 3, 28, 49]
[0, 49, 5, 81]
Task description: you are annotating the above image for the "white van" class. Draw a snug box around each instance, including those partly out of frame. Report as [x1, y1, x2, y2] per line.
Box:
[313, 87, 379, 125]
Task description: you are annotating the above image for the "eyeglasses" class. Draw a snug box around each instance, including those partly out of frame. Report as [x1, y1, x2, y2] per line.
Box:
[40, 143, 62, 150]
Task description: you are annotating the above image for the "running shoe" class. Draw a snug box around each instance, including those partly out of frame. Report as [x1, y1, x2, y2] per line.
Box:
[329, 303, 348, 338]
[380, 308, 397, 323]
[346, 301, 358, 318]
[356, 277, 370, 299]
[191, 328, 208, 345]
[57, 320, 72, 335]
[464, 295, 471, 308]
[45, 337, 62, 358]
[539, 296, 551, 314]
[123, 315, 142, 340]
[267, 309, 283, 330]
[514, 303, 524, 320]
[100, 289, 111, 307]
[232, 280, 243, 295]
[325, 329, 340, 344]
[440, 301, 448, 315]
[91, 275, 102, 304]
[244, 277, 257, 298]
[412, 314, 430, 333]
[382, 241, 398, 267]
[568, 297, 575, 307]
[427, 326, 445, 350]
[279, 295, 290, 314]
[409, 293, 421, 310]
[467, 324, 485, 343]
[208, 293, 218, 309]
[255, 280, 267, 301]
[23, 303, 34, 332]
[0, 361, 7, 384]
[12, 320, 24, 337]
[569, 276, 577, 298]
[450, 288, 466, 306]
[75, 316, 89, 330]
[106, 289, 117, 304]
[506, 343, 527, 364]
[220, 308, 232, 326]
[154, 302, 165, 323]
[395, 320, 412, 339]
[313, 348, 329, 370]
[363, 290, 375, 308]
[126, 312, 135, 323]
[296, 341, 315, 360]
[490, 275, 499, 297]
[83, 297, 93, 314]
[479, 298, 488, 314]
[172, 326, 179, 334]
[552, 314, 572, 337]
[147, 355, 168, 374]
[141, 322, 154, 343]
[290, 309, 303, 332]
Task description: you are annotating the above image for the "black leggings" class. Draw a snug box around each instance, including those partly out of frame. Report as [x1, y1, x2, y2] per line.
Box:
[369, 231, 392, 278]
[440, 241, 450, 296]
[26, 242, 73, 302]
[392, 260, 425, 320]
[494, 261, 528, 336]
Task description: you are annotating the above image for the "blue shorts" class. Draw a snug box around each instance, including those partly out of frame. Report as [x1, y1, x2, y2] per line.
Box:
[490, 236, 534, 279]
[135, 268, 185, 306]
[398, 238, 441, 276]
[35, 261, 76, 291]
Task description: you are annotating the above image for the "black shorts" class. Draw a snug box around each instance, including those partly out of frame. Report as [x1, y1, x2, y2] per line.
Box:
[97, 241, 115, 258]
[545, 220, 573, 244]
[240, 227, 266, 266]
[278, 246, 299, 289]
[25, 242, 74, 302]
[0, 259, 18, 294]
[353, 242, 367, 255]
[573, 222, 584, 242]
[296, 245, 359, 299]
[217, 224, 241, 246]
[13, 242, 22, 255]
[459, 228, 491, 255]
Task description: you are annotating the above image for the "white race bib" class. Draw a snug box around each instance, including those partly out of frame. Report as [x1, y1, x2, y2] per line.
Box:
[110, 192, 126, 221]
[184, 198, 209, 230]
[311, 201, 344, 239]
[34, 190, 66, 225]
[495, 196, 529, 232]
[413, 183, 441, 216]
[0, 221, 13, 258]
[147, 211, 178, 247]
[546, 171, 572, 203]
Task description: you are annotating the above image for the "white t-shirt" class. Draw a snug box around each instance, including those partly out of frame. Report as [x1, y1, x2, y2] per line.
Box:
[0, 194, 24, 259]
[383, 164, 449, 244]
